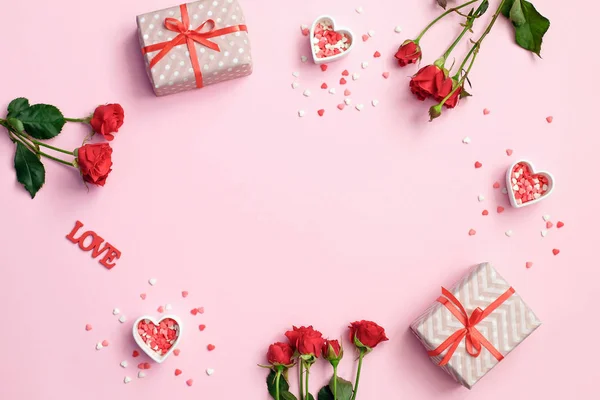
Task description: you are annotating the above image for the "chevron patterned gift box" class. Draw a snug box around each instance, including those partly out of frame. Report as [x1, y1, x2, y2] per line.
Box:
[410, 262, 541, 389]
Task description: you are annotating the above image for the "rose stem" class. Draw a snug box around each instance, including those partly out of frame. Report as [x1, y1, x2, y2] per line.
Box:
[304, 363, 310, 400]
[274, 367, 282, 400]
[350, 349, 366, 400]
[14, 131, 74, 155]
[333, 364, 338, 400]
[415, 0, 479, 42]
[9, 132, 74, 166]
[440, 0, 488, 63]
[299, 360, 304, 400]
[64, 117, 89, 123]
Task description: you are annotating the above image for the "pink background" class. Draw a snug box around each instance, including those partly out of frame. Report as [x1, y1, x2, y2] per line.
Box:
[0, 0, 598, 398]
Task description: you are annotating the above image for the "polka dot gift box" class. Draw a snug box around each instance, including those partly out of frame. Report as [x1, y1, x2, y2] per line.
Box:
[136, 0, 253, 96]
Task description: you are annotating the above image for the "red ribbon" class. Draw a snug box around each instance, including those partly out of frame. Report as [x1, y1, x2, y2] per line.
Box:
[427, 286, 515, 366]
[141, 4, 248, 88]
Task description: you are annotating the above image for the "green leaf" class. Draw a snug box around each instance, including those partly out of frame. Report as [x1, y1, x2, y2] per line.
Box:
[318, 387, 334, 400]
[307, 394, 315, 400]
[328, 376, 353, 400]
[7, 117, 24, 133]
[14, 142, 45, 198]
[7, 97, 30, 118]
[460, 88, 473, 99]
[474, 0, 489, 18]
[282, 392, 298, 400]
[14, 104, 66, 139]
[502, 0, 550, 57]
[266, 370, 297, 400]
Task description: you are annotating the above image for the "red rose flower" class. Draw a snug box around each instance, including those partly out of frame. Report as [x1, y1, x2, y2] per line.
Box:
[409, 65, 447, 101]
[267, 342, 294, 366]
[77, 143, 113, 186]
[285, 326, 325, 357]
[395, 40, 422, 67]
[349, 320, 389, 349]
[434, 77, 462, 109]
[90, 104, 124, 141]
[322, 339, 343, 362]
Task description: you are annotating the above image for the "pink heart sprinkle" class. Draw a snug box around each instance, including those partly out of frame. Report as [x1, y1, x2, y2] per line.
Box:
[362, 34, 369, 41]
[506, 149, 513, 156]
[483, 108, 491, 115]
[546, 116, 553, 123]
[337, 104, 345, 110]
[344, 89, 351, 96]
[526, 262, 533, 268]
[382, 72, 390, 79]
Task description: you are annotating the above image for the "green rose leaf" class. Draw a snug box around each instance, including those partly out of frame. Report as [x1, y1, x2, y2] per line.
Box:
[14, 142, 45, 198]
[501, 0, 550, 57]
[7, 97, 30, 118]
[317, 386, 334, 400]
[328, 376, 353, 400]
[307, 394, 315, 400]
[266, 370, 297, 400]
[282, 392, 298, 400]
[14, 104, 66, 140]
[474, 0, 489, 18]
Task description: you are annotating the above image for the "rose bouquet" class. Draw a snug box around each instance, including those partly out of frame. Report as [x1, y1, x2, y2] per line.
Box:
[260, 321, 388, 400]
[395, 0, 550, 120]
[0, 99, 124, 198]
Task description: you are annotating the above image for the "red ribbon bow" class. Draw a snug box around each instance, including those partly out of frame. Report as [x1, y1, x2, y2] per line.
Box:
[142, 4, 248, 89]
[427, 286, 515, 366]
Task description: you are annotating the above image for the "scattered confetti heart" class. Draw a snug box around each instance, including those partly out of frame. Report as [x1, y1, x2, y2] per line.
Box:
[352, 73, 360, 80]
[85, 324, 93, 331]
[328, 88, 336, 94]
[344, 89, 351, 96]
[300, 55, 307, 63]
[303, 89, 311, 97]
[337, 104, 345, 110]
[546, 116, 553, 123]
[382, 71, 390, 79]
[173, 349, 181, 356]
[207, 344, 216, 351]
[361, 61, 369, 69]
[542, 214, 551, 221]
[157, 306, 165, 313]
[361, 34, 369, 42]
[462, 136, 471, 144]
[321, 82, 328, 89]
[373, 51, 381, 57]
[342, 69, 349, 76]
[191, 308, 198, 316]
[197, 307, 205, 314]
[340, 77, 347, 85]
[557, 221, 564, 228]
[140, 293, 147, 300]
[355, 104, 364, 111]
[482, 210, 489, 216]
[526, 262, 533, 269]
[124, 376, 132, 384]
[165, 304, 172, 311]
[478, 195, 485, 202]
[497, 206, 505, 213]
[186, 379, 194, 387]
[468, 229, 476, 236]
[182, 291, 189, 298]
[317, 109, 325, 117]
[367, 30, 375, 37]
[394, 25, 402, 33]
[96, 342, 103, 350]
[175, 369, 182, 376]
[371, 99, 379, 107]
[506, 149, 513, 156]
[474, 161, 482, 168]
[546, 221, 553, 229]
[320, 64, 328, 71]
[493, 182, 500, 189]
[199, 324, 206, 331]
[505, 230, 513, 237]
[552, 248, 560, 256]
[298, 110, 305, 117]
[483, 108, 491, 115]
[113, 308, 120, 315]
[300, 25, 309, 36]
[138, 371, 146, 379]
[120, 361, 128, 368]
[540, 230, 548, 237]
[206, 368, 215, 376]
[344, 98, 352, 105]
[119, 315, 127, 323]
[292, 71, 300, 78]
[291, 82, 299, 89]
[148, 278, 157, 286]
[501, 187, 508, 194]
[132, 350, 140, 357]
[355, 6, 364, 14]
[138, 362, 151, 370]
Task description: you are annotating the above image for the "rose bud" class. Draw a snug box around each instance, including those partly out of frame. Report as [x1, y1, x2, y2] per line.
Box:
[409, 65, 447, 101]
[267, 342, 294, 366]
[394, 40, 422, 67]
[90, 104, 125, 141]
[349, 320, 389, 351]
[322, 339, 343, 365]
[76, 143, 113, 186]
[285, 325, 325, 360]
[434, 76, 462, 109]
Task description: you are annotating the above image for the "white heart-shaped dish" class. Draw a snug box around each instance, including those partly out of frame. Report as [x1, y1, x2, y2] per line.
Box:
[505, 160, 555, 208]
[310, 15, 354, 64]
[132, 315, 182, 363]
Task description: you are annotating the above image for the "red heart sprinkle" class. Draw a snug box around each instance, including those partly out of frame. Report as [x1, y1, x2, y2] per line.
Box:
[474, 161, 482, 168]
[157, 306, 164, 313]
[552, 249, 560, 255]
[337, 104, 345, 110]
[301, 28, 309, 36]
[482, 210, 489, 216]
[468, 229, 476, 236]
[493, 182, 500, 189]
[186, 379, 194, 387]
[140, 293, 146, 300]
[175, 369, 182, 376]
[207, 344, 216, 351]
[138, 363, 145, 369]
[546, 116, 553, 123]
[317, 109, 325, 116]
[526, 262, 533, 268]
[382, 72, 390, 79]
[132, 350, 140, 357]
[373, 51, 381, 58]
[340, 77, 347, 85]
[101, 340, 109, 347]
[546, 221, 553, 229]
[557, 221, 564, 228]
[362, 34, 369, 41]
[181, 291, 188, 298]
[321, 83, 328, 89]
[483, 108, 491, 115]
[506, 149, 513, 156]
[197, 307, 204, 314]
[341, 70, 349, 76]
[191, 308, 198, 316]
[144, 362, 151, 369]
[199, 324, 206, 331]
[85, 324, 92, 331]
[497, 206, 505, 213]
[173, 349, 181, 356]
[320, 64, 328, 71]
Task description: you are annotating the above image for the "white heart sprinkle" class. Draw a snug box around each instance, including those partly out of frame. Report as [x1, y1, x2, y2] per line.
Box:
[361, 61, 369, 69]
[477, 195, 485, 202]
[344, 98, 352, 105]
[300, 56, 307, 63]
[505, 230, 513, 237]
[328, 88, 336, 94]
[291, 82, 299, 89]
[542, 214, 551, 221]
[298, 110, 305, 117]
[120, 361, 128, 368]
[148, 278, 157, 286]
[352, 73, 360, 81]
[292, 71, 300, 77]
[303, 89, 311, 97]
[355, 6, 364, 14]
[119, 315, 127, 323]
[371, 99, 379, 107]
[206, 368, 215, 376]
[462, 136, 471, 144]
[96, 342, 103, 350]
[501, 187, 508, 194]
[367, 30, 375, 37]
[394, 25, 402, 33]
[355, 104, 364, 111]
[124, 376, 132, 384]
[112, 308, 120, 315]
[165, 304, 172, 311]
[138, 371, 146, 379]
[541, 230, 548, 237]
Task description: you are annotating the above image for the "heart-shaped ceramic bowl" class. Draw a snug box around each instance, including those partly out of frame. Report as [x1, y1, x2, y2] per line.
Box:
[133, 315, 182, 363]
[310, 15, 354, 64]
[505, 159, 555, 208]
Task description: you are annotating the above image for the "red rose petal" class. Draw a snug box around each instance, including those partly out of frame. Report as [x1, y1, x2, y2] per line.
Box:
[207, 344, 216, 351]
[144, 362, 151, 370]
[344, 89, 351, 96]
[191, 308, 198, 316]
[483, 108, 491, 115]
[157, 306, 164, 313]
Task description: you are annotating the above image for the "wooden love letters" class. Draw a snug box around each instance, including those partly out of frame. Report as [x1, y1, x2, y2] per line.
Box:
[66, 221, 121, 269]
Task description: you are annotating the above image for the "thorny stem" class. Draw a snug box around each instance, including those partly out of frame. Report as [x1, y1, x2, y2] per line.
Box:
[415, 0, 479, 42]
[350, 349, 366, 400]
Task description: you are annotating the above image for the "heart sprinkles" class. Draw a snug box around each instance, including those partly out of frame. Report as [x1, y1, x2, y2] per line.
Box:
[312, 20, 352, 59]
[510, 162, 550, 205]
[137, 318, 180, 356]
